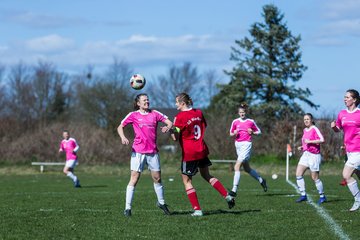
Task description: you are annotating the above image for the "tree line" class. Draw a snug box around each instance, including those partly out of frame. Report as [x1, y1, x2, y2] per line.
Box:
[0, 4, 345, 164]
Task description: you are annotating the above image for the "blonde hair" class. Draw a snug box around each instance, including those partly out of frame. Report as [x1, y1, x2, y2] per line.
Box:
[176, 92, 193, 107]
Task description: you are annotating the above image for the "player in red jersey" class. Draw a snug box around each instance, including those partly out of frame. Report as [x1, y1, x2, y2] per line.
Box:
[171, 92, 235, 216]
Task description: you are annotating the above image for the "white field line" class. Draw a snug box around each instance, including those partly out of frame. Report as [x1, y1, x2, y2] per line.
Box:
[287, 180, 351, 240]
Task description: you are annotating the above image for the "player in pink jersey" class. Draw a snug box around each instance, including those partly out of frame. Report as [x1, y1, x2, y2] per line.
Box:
[295, 113, 326, 204]
[229, 103, 267, 198]
[171, 93, 235, 217]
[59, 130, 81, 188]
[117, 93, 173, 217]
[331, 89, 360, 211]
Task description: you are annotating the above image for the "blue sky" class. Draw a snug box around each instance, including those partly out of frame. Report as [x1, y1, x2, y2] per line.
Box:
[0, 0, 359, 115]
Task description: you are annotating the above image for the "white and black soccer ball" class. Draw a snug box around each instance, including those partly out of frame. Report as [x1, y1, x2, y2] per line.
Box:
[130, 74, 146, 90]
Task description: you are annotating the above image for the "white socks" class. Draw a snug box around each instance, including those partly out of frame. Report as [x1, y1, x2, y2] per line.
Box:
[125, 185, 135, 210]
[347, 180, 360, 201]
[153, 183, 165, 205]
[296, 176, 306, 196]
[232, 171, 241, 192]
[315, 179, 324, 197]
[66, 172, 77, 183]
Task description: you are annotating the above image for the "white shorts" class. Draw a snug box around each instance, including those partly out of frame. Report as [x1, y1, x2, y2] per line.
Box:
[130, 152, 161, 172]
[345, 152, 360, 169]
[298, 151, 321, 172]
[65, 159, 77, 169]
[235, 141, 252, 162]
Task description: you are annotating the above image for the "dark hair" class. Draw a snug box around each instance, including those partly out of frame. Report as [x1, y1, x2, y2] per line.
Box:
[238, 102, 248, 112]
[346, 89, 360, 106]
[63, 130, 69, 134]
[176, 92, 193, 107]
[304, 113, 315, 125]
[133, 93, 148, 110]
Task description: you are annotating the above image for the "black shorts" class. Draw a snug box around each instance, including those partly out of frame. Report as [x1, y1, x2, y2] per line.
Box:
[181, 157, 212, 176]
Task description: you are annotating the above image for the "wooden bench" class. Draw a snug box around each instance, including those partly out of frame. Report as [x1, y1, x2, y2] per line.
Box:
[31, 162, 65, 173]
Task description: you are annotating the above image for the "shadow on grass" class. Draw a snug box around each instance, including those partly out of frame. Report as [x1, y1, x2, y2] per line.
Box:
[80, 185, 108, 188]
[171, 209, 261, 216]
[323, 199, 346, 203]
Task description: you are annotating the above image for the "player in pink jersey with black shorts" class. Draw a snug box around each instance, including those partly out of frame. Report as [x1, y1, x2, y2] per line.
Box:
[229, 103, 267, 198]
[59, 130, 81, 188]
[331, 89, 360, 212]
[171, 92, 235, 217]
[117, 93, 173, 217]
[295, 113, 326, 204]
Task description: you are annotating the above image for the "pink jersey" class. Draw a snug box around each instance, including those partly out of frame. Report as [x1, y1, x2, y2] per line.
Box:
[59, 138, 79, 161]
[230, 118, 261, 142]
[335, 108, 360, 153]
[301, 126, 324, 154]
[121, 110, 168, 154]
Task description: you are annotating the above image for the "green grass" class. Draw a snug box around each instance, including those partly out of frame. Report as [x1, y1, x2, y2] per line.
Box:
[0, 165, 359, 240]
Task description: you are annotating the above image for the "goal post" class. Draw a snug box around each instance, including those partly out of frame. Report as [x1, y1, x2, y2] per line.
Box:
[285, 144, 293, 181]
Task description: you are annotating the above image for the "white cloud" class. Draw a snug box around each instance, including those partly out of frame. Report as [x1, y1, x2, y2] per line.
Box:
[0, 33, 233, 77]
[324, 0, 360, 20]
[25, 34, 75, 52]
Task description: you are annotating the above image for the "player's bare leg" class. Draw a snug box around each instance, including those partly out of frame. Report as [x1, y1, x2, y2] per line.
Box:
[151, 171, 170, 215]
[310, 171, 326, 204]
[230, 161, 242, 197]
[295, 164, 308, 202]
[124, 171, 141, 216]
[343, 166, 360, 212]
[200, 166, 235, 209]
[243, 161, 267, 192]
[63, 166, 80, 188]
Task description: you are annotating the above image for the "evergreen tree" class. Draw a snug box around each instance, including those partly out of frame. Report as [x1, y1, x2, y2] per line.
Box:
[210, 4, 317, 120]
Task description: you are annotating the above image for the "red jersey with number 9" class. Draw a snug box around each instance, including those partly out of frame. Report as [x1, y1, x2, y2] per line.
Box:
[173, 108, 209, 161]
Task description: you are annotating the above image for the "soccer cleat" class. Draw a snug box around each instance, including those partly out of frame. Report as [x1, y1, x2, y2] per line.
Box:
[124, 209, 132, 217]
[318, 196, 327, 205]
[228, 191, 237, 197]
[296, 195, 307, 203]
[191, 210, 203, 217]
[156, 202, 171, 215]
[260, 179, 268, 192]
[349, 201, 360, 212]
[74, 180, 81, 188]
[225, 194, 235, 209]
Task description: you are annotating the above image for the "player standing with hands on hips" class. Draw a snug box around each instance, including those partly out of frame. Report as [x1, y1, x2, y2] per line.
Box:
[59, 130, 81, 188]
[229, 103, 267, 198]
[295, 113, 326, 204]
[118, 93, 173, 217]
[171, 93, 235, 217]
[331, 89, 360, 212]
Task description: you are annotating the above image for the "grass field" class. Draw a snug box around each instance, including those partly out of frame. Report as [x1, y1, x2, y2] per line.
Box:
[0, 164, 359, 240]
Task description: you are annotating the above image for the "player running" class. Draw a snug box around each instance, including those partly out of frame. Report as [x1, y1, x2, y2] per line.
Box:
[331, 89, 360, 212]
[118, 93, 173, 217]
[171, 92, 235, 217]
[295, 113, 326, 204]
[59, 130, 81, 188]
[228, 103, 267, 198]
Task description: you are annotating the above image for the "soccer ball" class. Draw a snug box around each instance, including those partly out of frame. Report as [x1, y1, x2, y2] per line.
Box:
[272, 174, 278, 180]
[130, 74, 146, 90]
